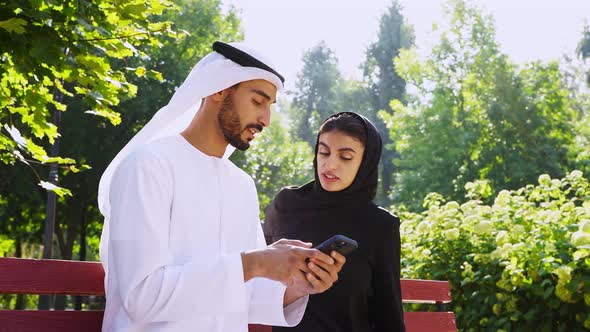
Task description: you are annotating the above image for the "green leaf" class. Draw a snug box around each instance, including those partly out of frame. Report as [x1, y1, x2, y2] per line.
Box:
[147, 70, 163, 82]
[42, 156, 76, 165]
[0, 18, 28, 34]
[12, 150, 29, 165]
[135, 67, 147, 77]
[26, 140, 49, 160]
[39, 181, 72, 197]
[67, 164, 92, 173]
[3, 124, 27, 149]
[543, 286, 555, 299]
[85, 109, 121, 126]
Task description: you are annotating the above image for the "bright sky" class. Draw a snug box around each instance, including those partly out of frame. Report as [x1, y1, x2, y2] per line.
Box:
[222, 0, 590, 93]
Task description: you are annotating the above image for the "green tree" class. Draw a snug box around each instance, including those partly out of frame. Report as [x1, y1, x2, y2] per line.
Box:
[578, 24, 590, 85]
[574, 24, 590, 175]
[232, 111, 314, 219]
[383, 0, 581, 210]
[559, 28, 590, 182]
[363, 1, 415, 204]
[0, 0, 175, 194]
[288, 41, 343, 146]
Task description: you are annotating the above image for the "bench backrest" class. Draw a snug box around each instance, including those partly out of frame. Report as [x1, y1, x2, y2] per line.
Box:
[0, 258, 456, 332]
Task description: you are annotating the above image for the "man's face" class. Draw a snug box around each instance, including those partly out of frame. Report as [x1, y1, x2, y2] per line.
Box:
[217, 79, 277, 151]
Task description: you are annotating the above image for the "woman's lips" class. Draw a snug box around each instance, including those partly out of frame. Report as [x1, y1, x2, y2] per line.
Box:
[321, 173, 340, 183]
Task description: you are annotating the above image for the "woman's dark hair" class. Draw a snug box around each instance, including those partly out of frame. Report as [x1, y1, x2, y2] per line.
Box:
[318, 113, 367, 146]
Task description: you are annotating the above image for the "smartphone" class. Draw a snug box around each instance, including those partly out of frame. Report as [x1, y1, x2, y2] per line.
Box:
[314, 235, 358, 256]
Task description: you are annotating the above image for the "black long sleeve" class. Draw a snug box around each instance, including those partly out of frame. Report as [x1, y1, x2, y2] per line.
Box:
[265, 206, 406, 332]
[370, 218, 405, 331]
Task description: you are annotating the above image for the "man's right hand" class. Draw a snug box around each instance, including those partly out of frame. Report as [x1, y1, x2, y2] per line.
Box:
[241, 239, 335, 285]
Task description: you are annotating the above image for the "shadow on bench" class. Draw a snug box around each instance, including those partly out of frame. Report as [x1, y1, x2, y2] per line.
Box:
[0, 258, 457, 332]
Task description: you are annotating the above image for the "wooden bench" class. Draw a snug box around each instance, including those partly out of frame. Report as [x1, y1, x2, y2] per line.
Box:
[0, 258, 457, 331]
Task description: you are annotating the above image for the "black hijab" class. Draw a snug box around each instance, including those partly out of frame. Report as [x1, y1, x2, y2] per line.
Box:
[264, 111, 383, 238]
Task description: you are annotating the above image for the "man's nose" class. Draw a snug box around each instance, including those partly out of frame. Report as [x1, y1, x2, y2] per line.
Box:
[259, 107, 271, 127]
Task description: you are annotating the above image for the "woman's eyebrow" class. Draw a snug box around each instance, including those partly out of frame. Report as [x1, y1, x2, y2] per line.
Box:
[319, 142, 356, 153]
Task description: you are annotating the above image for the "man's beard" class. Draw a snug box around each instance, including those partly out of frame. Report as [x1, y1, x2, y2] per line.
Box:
[217, 93, 263, 151]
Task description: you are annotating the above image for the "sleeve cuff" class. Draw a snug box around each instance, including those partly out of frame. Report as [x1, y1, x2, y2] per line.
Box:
[247, 278, 308, 326]
[283, 294, 308, 326]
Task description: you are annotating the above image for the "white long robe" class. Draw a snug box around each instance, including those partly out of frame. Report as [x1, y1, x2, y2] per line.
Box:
[101, 134, 307, 331]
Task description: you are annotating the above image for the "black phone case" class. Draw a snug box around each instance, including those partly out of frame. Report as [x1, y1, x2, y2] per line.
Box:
[315, 235, 358, 256]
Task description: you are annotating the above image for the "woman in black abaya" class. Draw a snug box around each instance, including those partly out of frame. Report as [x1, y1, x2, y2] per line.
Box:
[263, 112, 405, 332]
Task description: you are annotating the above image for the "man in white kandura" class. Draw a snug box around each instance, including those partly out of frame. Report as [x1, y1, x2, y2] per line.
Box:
[97, 41, 346, 332]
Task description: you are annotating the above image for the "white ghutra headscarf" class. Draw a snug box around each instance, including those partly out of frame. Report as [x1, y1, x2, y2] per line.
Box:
[98, 42, 284, 266]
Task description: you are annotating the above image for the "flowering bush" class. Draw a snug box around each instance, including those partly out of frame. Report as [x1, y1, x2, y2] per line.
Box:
[398, 171, 590, 331]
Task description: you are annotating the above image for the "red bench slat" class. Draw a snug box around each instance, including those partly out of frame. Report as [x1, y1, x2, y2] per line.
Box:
[0, 259, 453, 304]
[0, 258, 104, 296]
[0, 311, 270, 332]
[400, 279, 452, 303]
[0, 312, 455, 332]
[404, 312, 457, 332]
[248, 324, 271, 332]
[0, 310, 103, 332]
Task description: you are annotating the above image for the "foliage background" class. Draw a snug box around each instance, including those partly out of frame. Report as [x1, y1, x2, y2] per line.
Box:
[1, 0, 589, 329]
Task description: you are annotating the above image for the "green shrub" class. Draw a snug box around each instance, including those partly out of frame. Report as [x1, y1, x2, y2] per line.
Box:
[399, 171, 590, 331]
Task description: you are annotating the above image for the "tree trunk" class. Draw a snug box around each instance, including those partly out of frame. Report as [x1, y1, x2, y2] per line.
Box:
[75, 208, 87, 311]
[53, 205, 77, 311]
[14, 236, 25, 310]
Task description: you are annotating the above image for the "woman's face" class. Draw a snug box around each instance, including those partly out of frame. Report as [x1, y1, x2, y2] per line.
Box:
[317, 130, 365, 192]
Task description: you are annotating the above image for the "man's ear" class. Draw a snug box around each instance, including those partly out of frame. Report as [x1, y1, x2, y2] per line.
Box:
[209, 90, 225, 103]
[211, 86, 236, 103]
